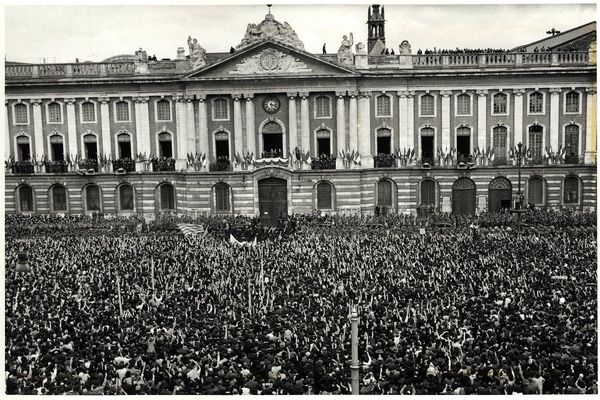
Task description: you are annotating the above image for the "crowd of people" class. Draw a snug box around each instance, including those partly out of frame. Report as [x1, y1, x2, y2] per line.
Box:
[5, 210, 597, 394]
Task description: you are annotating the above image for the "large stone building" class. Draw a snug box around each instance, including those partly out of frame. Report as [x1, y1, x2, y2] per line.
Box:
[4, 5, 597, 225]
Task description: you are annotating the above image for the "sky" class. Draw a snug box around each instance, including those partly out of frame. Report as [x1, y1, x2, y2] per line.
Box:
[4, 3, 596, 63]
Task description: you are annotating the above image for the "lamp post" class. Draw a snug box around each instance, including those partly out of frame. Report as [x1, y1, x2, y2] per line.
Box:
[349, 305, 360, 395]
[510, 142, 527, 232]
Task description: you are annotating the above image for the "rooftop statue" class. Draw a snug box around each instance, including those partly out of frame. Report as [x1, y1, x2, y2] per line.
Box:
[337, 33, 355, 66]
[236, 13, 304, 50]
[187, 36, 207, 69]
[399, 40, 412, 55]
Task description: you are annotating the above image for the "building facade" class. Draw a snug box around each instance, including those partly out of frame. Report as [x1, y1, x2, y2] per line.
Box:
[5, 6, 597, 225]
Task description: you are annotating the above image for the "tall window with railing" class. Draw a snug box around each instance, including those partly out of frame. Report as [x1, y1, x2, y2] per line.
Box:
[528, 125, 543, 163]
[492, 126, 507, 165]
[564, 124, 579, 164]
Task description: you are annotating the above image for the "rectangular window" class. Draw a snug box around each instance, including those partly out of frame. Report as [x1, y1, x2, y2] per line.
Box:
[14, 104, 28, 124]
[456, 94, 471, 115]
[529, 93, 543, 114]
[213, 99, 229, 120]
[52, 187, 67, 211]
[81, 102, 95, 122]
[420, 95, 434, 116]
[120, 186, 134, 210]
[565, 92, 580, 113]
[493, 94, 507, 114]
[315, 96, 331, 118]
[215, 185, 230, 212]
[317, 183, 332, 209]
[564, 178, 579, 204]
[376, 96, 391, 117]
[116, 102, 130, 121]
[156, 100, 171, 121]
[528, 179, 543, 205]
[48, 103, 61, 123]
[529, 131, 543, 160]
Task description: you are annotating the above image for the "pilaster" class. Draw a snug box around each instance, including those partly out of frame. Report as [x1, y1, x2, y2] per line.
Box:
[358, 91, 372, 168]
[233, 93, 243, 157]
[5, 101, 11, 160]
[335, 91, 346, 169]
[287, 92, 298, 156]
[513, 89, 525, 147]
[406, 92, 415, 149]
[585, 87, 597, 163]
[185, 96, 196, 157]
[549, 88, 561, 151]
[299, 92, 310, 154]
[65, 98, 78, 158]
[245, 94, 256, 157]
[197, 94, 209, 157]
[348, 91, 359, 154]
[174, 94, 188, 169]
[98, 97, 112, 159]
[133, 96, 150, 156]
[31, 99, 44, 159]
[476, 90, 488, 152]
[397, 91, 408, 150]
[440, 91, 452, 151]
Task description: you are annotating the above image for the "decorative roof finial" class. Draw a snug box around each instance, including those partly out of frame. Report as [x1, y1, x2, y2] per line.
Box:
[267, 4, 272, 14]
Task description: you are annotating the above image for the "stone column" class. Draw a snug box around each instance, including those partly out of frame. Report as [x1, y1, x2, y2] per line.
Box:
[287, 93, 298, 157]
[134, 97, 151, 156]
[186, 96, 196, 156]
[5, 101, 11, 160]
[335, 91, 346, 169]
[348, 91, 359, 153]
[397, 91, 409, 150]
[585, 87, 597, 163]
[31, 98, 44, 159]
[549, 88, 561, 151]
[65, 98, 78, 159]
[299, 92, 310, 154]
[99, 97, 112, 159]
[174, 95, 188, 169]
[233, 94, 243, 157]
[197, 94, 209, 157]
[243, 94, 255, 158]
[440, 91, 452, 151]
[358, 91, 372, 168]
[476, 90, 488, 153]
[513, 89, 525, 147]
[406, 92, 415, 150]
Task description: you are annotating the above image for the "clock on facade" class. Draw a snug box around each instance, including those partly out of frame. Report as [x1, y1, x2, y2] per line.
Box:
[263, 96, 280, 114]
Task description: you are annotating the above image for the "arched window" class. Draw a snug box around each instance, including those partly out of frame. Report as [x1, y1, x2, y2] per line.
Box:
[83, 134, 98, 160]
[215, 183, 231, 212]
[527, 177, 544, 206]
[456, 94, 471, 115]
[456, 127, 471, 158]
[564, 124, 579, 164]
[529, 92, 544, 114]
[159, 184, 175, 210]
[158, 132, 173, 158]
[315, 96, 331, 118]
[492, 93, 507, 114]
[18, 185, 34, 212]
[565, 91, 580, 113]
[81, 102, 95, 122]
[316, 129, 331, 157]
[492, 126, 507, 165]
[85, 185, 101, 211]
[316, 181, 333, 210]
[488, 176, 512, 212]
[452, 177, 476, 215]
[16, 135, 31, 161]
[115, 101, 130, 122]
[215, 131, 230, 159]
[420, 94, 435, 116]
[528, 125, 543, 163]
[119, 184, 134, 211]
[261, 121, 283, 157]
[212, 98, 229, 120]
[420, 127, 435, 163]
[564, 176, 579, 204]
[377, 179, 393, 208]
[49, 134, 65, 161]
[376, 95, 391, 117]
[14, 103, 28, 124]
[420, 179, 436, 206]
[156, 99, 171, 121]
[51, 185, 67, 212]
[47, 102, 62, 123]
[117, 133, 132, 159]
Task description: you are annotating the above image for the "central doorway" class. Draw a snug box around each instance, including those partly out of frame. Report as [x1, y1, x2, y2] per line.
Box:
[452, 177, 476, 215]
[258, 178, 288, 226]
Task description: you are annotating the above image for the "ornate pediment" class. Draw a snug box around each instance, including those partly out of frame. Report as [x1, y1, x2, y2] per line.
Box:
[237, 13, 304, 51]
[229, 48, 312, 75]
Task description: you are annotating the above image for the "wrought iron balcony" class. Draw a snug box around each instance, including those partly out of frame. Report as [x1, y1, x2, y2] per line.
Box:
[311, 156, 336, 170]
[78, 159, 98, 172]
[151, 157, 176, 171]
[44, 161, 68, 173]
[112, 158, 136, 172]
[12, 161, 34, 174]
[261, 150, 284, 159]
[374, 154, 396, 168]
[209, 157, 231, 172]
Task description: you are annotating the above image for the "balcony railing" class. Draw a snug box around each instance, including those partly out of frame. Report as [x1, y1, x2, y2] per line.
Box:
[151, 157, 176, 171]
[44, 161, 68, 173]
[112, 158, 136, 172]
[311, 157, 336, 170]
[411, 51, 589, 69]
[421, 157, 435, 166]
[12, 162, 34, 174]
[261, 150, 284, 159]
[78, 159, 98, 172]
[209, 158, 231, 172]
[374, 154, 396, 168]
[6, 62, 136, 79]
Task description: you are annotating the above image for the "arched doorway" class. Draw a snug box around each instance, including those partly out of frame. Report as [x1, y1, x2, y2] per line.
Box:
[258, 178, 287, 226]
[488, 177, 512, 212]
[452, 177, 476, 215]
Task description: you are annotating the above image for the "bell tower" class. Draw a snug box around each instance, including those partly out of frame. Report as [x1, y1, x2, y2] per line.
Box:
[367, 4, 385, 55]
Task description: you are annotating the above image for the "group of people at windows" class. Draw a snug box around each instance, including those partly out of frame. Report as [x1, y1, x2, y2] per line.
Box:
[15, 174, 581, 216]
